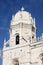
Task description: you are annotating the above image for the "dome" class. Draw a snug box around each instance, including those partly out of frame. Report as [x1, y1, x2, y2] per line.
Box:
[11, 7, 35, 25]
[14, 7, 32, 21]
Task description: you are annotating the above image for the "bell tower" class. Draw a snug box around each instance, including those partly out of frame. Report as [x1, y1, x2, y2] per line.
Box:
[3, 7, 43, 65]
[10, 7, 36, 47]
[3, 7, 36, 65]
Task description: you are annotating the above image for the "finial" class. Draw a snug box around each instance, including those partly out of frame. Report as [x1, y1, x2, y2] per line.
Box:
[12, 14, 14, 18]
[33, 18, 35, 26]
[34, 18, 35, 22]
[4, 38, 6, 48]
[4, 38, 6, 43]
[21, 7, 24, 11]
[42, 33, 43, 38]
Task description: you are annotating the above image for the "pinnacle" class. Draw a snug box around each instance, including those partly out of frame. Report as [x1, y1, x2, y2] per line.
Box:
[21, 7, 24, 11]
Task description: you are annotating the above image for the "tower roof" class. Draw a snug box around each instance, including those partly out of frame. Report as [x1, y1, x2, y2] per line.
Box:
[11, 7, 35, 25]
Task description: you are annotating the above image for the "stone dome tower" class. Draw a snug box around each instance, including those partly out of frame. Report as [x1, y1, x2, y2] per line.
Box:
[10, 7, 36, 46]
[3, 7, 43, 65]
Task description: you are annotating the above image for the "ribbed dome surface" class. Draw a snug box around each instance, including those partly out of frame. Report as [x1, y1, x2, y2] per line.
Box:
[14, 7, 32, 21]
[11, 7, 35, 26]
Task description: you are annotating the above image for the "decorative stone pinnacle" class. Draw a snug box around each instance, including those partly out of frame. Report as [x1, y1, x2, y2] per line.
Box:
[4, 38, 6, 43]
[21, 7, 24, 11]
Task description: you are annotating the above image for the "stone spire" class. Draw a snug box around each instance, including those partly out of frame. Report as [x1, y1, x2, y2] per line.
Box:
[34, 18, 35, 27]
[4, 38, 6, 48]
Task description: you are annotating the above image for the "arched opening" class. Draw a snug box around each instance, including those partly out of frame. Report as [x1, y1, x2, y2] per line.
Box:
[13, 59, 19, 65]
[39, 52, 43, 65]
[16, 33, 19, 45]
[40, 53, 43, 65]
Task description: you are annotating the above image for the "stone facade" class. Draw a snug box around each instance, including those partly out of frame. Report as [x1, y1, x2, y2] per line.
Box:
[3, 7, 43, 65]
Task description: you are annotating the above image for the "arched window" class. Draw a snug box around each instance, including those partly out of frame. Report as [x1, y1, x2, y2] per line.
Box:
[40, 53, 43, 64]
[16, 33, 19, 45]
[13, 59, 19, 65]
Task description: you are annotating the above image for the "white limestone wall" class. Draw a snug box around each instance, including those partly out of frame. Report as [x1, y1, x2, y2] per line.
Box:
[3, 45, 31, 65]
[10, 23, 33, 47]
[31, 46, 43, 65]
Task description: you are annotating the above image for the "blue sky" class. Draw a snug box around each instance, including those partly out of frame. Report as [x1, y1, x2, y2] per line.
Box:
[0, 0, 43, 65]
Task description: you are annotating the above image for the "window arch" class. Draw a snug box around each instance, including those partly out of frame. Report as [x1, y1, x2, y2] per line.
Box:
[40, 53, 43, 64]
[13, 59, 19, 65]
[16, 33, 19, 45]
